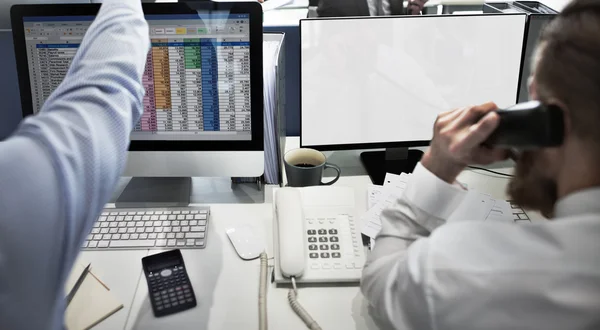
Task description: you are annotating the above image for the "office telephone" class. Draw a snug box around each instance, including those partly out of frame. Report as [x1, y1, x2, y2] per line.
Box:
[273, 187, 366, 284]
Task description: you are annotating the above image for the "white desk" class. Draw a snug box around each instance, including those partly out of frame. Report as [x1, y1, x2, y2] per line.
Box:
[81, 137, 541, 330]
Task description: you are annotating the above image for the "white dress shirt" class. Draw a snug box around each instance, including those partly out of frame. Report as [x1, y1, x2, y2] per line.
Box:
[361, 163, 600, 330]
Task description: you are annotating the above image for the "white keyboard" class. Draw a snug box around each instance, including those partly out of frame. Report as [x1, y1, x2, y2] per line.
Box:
[83, 207, 210, 250]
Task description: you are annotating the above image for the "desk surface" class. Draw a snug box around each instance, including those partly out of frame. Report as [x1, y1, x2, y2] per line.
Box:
[81, 136, 539, 330]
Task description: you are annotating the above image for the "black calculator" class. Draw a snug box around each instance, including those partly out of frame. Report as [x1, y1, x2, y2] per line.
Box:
[142, 249, 197, 317]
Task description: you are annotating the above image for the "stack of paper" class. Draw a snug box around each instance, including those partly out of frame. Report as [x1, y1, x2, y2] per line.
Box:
[263, 34, 286, 185]
[362, 172, 514, 243]
[64, 259, 123, 330]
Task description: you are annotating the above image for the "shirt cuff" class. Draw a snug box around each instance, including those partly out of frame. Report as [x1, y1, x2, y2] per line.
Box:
[403, 163, 467, 220]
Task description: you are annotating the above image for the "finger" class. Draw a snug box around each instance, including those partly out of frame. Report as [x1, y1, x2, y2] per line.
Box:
[437, 107, 467, 126]
[455, 102, 499, 127]
[456, 111, 501, 150]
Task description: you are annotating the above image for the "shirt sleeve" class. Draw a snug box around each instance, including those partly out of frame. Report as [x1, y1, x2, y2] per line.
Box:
[0, 1, 149, 329]
[361, 163, 467, 329]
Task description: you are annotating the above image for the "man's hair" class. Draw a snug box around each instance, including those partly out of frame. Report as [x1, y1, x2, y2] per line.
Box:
[535, 0, 600, 151]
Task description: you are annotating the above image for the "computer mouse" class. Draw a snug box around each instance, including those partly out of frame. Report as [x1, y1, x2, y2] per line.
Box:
[225, 225, 264, 260]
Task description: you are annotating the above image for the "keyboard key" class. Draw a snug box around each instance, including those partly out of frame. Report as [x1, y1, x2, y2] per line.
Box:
[198, 220, 207, 226]
[101, 212, 109, 216]
[145, 227, 154, 233]
[140, 233, 148, 239]
[131, 233, 139, 239]
[127, 228, 136, 234]
[93, 234, 103, 240]
[116, 216, 125, 221]
[172, 221, 180, 226]
[159, 215, 168, 221]
[151, 215, 159, 221]
[145, 221, 153, 227]
[168, 215, 177, 220]
[136, 228, 144, 233]
[191, 226, 206, 232]
[177, 215, 185, 220]
[88, 241, 98, 248]
[186, 233, 205, 239]
[186, 239, 195, 246]
[163, 226, 172, 233]
[118, 222, 127, 228]
[93, 222, 100, 228]
[98, 216, 107, 222]
[155, 227, 163, 233]
[153, 221, 162, 227]
[100, 228, 109, 234]
[91, 228, 100, 234]
[100, 222, 109, 228]
[122, 234, 130, 240]
[109, 212, 118, 216]
[185, 215, 194, 220]
[190, 220, 198, 226]
[102, 234, 112, 240]
[109, 240, 156, 248]
[118, 228, 127, 234]
[109, 228, 118, 234]
[82, 241, 89, 248]
[136, 221, 144, 227]
[181, 220, 189, 226]
[156, 239, 167, 247]
[182, 211, 190, 215]
[108, 216, 116, 221]
[173, 227, 181, 233]
[112, 234, 121, 240]
[182, 226, 190, 232]
[195, 239, 205, 246]
[149, 233, 158, 239]
[194, 214, 207, 220]
[98, 241, 109, 248]
[157, 233, 166, 239]
[127, 222, 136, 227]
[167, 233, 175, 239]
[176, 233, 185, 239]
[142, 216, 151, 221]
[167, 239, 177, 246]
[133, 215, 142, 221]
[176, 240, 186, 247]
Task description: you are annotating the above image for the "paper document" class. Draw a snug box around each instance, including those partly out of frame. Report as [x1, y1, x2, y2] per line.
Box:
[485, 199, 513, 223]
[361, 173, 411, 239]
[367, 185, 384, 209]
[65, 256, 123, 330]
[447, 191, 495, 223]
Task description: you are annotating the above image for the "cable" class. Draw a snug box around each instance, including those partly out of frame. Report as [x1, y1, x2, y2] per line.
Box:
[259, 252, 268, 330]
[467, 166, 514, 177]
[288, 277, 322, 330]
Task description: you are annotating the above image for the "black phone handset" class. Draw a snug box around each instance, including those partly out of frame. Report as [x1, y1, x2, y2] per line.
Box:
[484, 101, 565, 149]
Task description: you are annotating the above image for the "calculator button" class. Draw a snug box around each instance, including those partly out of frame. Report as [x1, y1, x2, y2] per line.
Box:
[187, 298, 194, 303]
[153, 292, 160, 298]
[160, 269, 172, 277]
[164, 304, 171, 308]
[172, 302, 179, 307]
[185, 293, 192, 298]
[156, 306, 164, 311]
[161, 290, 167, 295]
[168, 288, 174, 293]
[182, 284, 190, 289]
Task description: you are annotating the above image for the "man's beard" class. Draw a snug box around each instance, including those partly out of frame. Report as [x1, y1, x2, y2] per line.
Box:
[507, 151, 558, 218]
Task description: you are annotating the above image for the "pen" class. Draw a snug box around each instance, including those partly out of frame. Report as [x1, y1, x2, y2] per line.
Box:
[66, 263, 91, 306]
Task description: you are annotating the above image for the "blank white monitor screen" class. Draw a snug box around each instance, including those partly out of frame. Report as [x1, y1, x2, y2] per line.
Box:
[301, 14, 527, 147]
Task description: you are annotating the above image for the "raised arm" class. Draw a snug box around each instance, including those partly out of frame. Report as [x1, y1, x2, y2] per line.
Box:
[0, 1, 148, 328]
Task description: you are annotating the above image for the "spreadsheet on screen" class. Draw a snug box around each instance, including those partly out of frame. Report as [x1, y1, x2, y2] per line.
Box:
[22, 14, 252, 141]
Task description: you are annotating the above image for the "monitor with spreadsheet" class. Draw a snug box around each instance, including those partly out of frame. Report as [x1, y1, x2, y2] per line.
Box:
[12, 2, 264, 178]
[300, 14, 526, 183]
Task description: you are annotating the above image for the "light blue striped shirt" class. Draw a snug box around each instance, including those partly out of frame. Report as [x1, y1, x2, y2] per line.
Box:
[0, 1, 149, 329]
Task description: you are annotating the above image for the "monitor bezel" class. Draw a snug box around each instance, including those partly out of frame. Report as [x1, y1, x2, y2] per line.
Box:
[299, 13, 528, 151]
[11, 2, 264, 152]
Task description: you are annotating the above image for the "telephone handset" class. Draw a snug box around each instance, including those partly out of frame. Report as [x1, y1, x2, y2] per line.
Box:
[273, 187, 366, 284]
[275, 188, 306, 278]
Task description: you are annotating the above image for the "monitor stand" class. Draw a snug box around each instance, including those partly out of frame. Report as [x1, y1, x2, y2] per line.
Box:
[115, 177, 191, 208]
[360, 148, 424, 185]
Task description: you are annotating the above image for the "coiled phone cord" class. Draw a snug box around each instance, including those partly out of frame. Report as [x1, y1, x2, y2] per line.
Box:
[288, 277, 323, 330]
[259, 252, 268, 330]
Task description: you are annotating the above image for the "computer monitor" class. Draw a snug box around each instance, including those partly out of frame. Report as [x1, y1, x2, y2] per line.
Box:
[11, 2, 264, 182]
[518, 14, 555, 103]
[300, 14, 527, 184]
